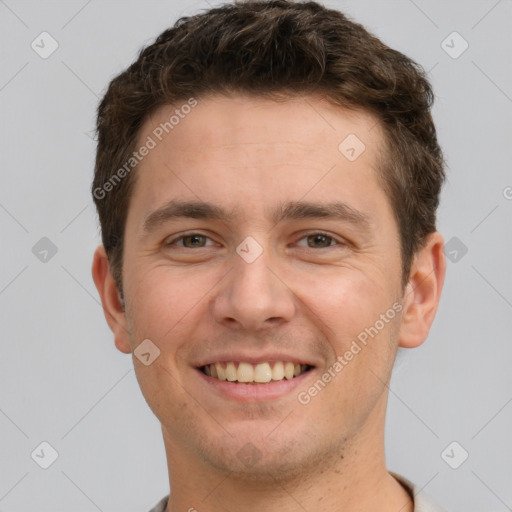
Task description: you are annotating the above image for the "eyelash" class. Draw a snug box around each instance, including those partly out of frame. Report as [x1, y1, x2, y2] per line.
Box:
[165, 232, 345, 249]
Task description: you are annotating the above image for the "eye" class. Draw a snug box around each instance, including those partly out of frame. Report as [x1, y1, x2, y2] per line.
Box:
[164, 232, 345, 251]
[295, 232, 343, 249]
[165, 233, 215, 248]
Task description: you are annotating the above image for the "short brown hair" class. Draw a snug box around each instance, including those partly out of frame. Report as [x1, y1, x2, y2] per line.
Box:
[92, 0, 445, 296]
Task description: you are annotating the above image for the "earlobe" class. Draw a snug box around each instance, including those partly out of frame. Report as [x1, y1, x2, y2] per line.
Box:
[398, 232, 446, 349]
[91, 245, 132, 354]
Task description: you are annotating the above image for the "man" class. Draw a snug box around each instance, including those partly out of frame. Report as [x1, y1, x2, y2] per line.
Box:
[91, 1, 447, 510]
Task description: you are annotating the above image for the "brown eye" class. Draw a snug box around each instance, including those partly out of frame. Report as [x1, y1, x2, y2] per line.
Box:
[307, 234, 332, 248]
[166, 233, 214, 248]
[181, 235, 208, 248]
[298, 233, 343, 249]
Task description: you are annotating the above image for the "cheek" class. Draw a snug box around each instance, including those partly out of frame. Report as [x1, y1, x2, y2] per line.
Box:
[300, 268, 392, 345]
[124, 266, 205, 420]
[125, 263, 213, 342]
[299, 272, 399, 424]
[298, 265, 401, 399]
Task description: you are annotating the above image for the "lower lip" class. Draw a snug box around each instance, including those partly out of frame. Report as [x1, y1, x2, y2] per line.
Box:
[196, 368, 315, 401]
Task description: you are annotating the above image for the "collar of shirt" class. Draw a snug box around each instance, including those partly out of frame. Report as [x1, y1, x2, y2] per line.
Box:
[147, 472, 447, 512]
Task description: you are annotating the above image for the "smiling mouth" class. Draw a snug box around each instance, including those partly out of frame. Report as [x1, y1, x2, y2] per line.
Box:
[199, 361, 314, 384]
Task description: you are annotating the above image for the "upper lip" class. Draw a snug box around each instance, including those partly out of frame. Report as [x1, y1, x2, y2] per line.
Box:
[194, 352, 318, 368]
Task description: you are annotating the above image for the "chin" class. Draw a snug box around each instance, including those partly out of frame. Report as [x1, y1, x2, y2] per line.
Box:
[194, 429, 339, 484]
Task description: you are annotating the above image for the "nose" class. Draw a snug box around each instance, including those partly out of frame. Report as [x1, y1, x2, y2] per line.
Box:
[211, 244, 296, 331]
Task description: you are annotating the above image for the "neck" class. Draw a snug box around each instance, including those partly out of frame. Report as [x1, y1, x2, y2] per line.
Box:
[162, 398, 413, 512]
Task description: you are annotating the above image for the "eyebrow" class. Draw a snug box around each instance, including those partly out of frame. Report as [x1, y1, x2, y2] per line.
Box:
[142, 199, 372, 233]
[272, 201, 372, 230]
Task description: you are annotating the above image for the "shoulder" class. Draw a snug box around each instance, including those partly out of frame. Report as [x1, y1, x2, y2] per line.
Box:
[391, 472, 448, 512]
[147, 494, 169, 512]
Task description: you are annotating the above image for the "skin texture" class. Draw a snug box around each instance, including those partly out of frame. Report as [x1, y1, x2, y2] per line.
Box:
[92, 94, 446, 512]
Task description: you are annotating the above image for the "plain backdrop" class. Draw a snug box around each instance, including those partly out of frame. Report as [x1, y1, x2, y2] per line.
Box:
[0, 1, 511, 511]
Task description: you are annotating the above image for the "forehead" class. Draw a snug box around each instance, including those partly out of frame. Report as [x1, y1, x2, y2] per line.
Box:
[140, 93, 384, 159]
[129, 94, 391, 228]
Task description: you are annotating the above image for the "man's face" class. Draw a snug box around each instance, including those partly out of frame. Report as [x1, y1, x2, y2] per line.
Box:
[118, 94, 407, 479]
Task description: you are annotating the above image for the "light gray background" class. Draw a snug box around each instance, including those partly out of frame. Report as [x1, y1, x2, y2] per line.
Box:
[1, 0, 511, 510]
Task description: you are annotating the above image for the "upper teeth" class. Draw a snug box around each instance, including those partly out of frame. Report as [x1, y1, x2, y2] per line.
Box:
[203, 362, 308, 383]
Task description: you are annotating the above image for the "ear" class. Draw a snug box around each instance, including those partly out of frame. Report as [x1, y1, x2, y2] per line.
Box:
[91, 245, 131, 354]
[398, 231, 446, 349]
